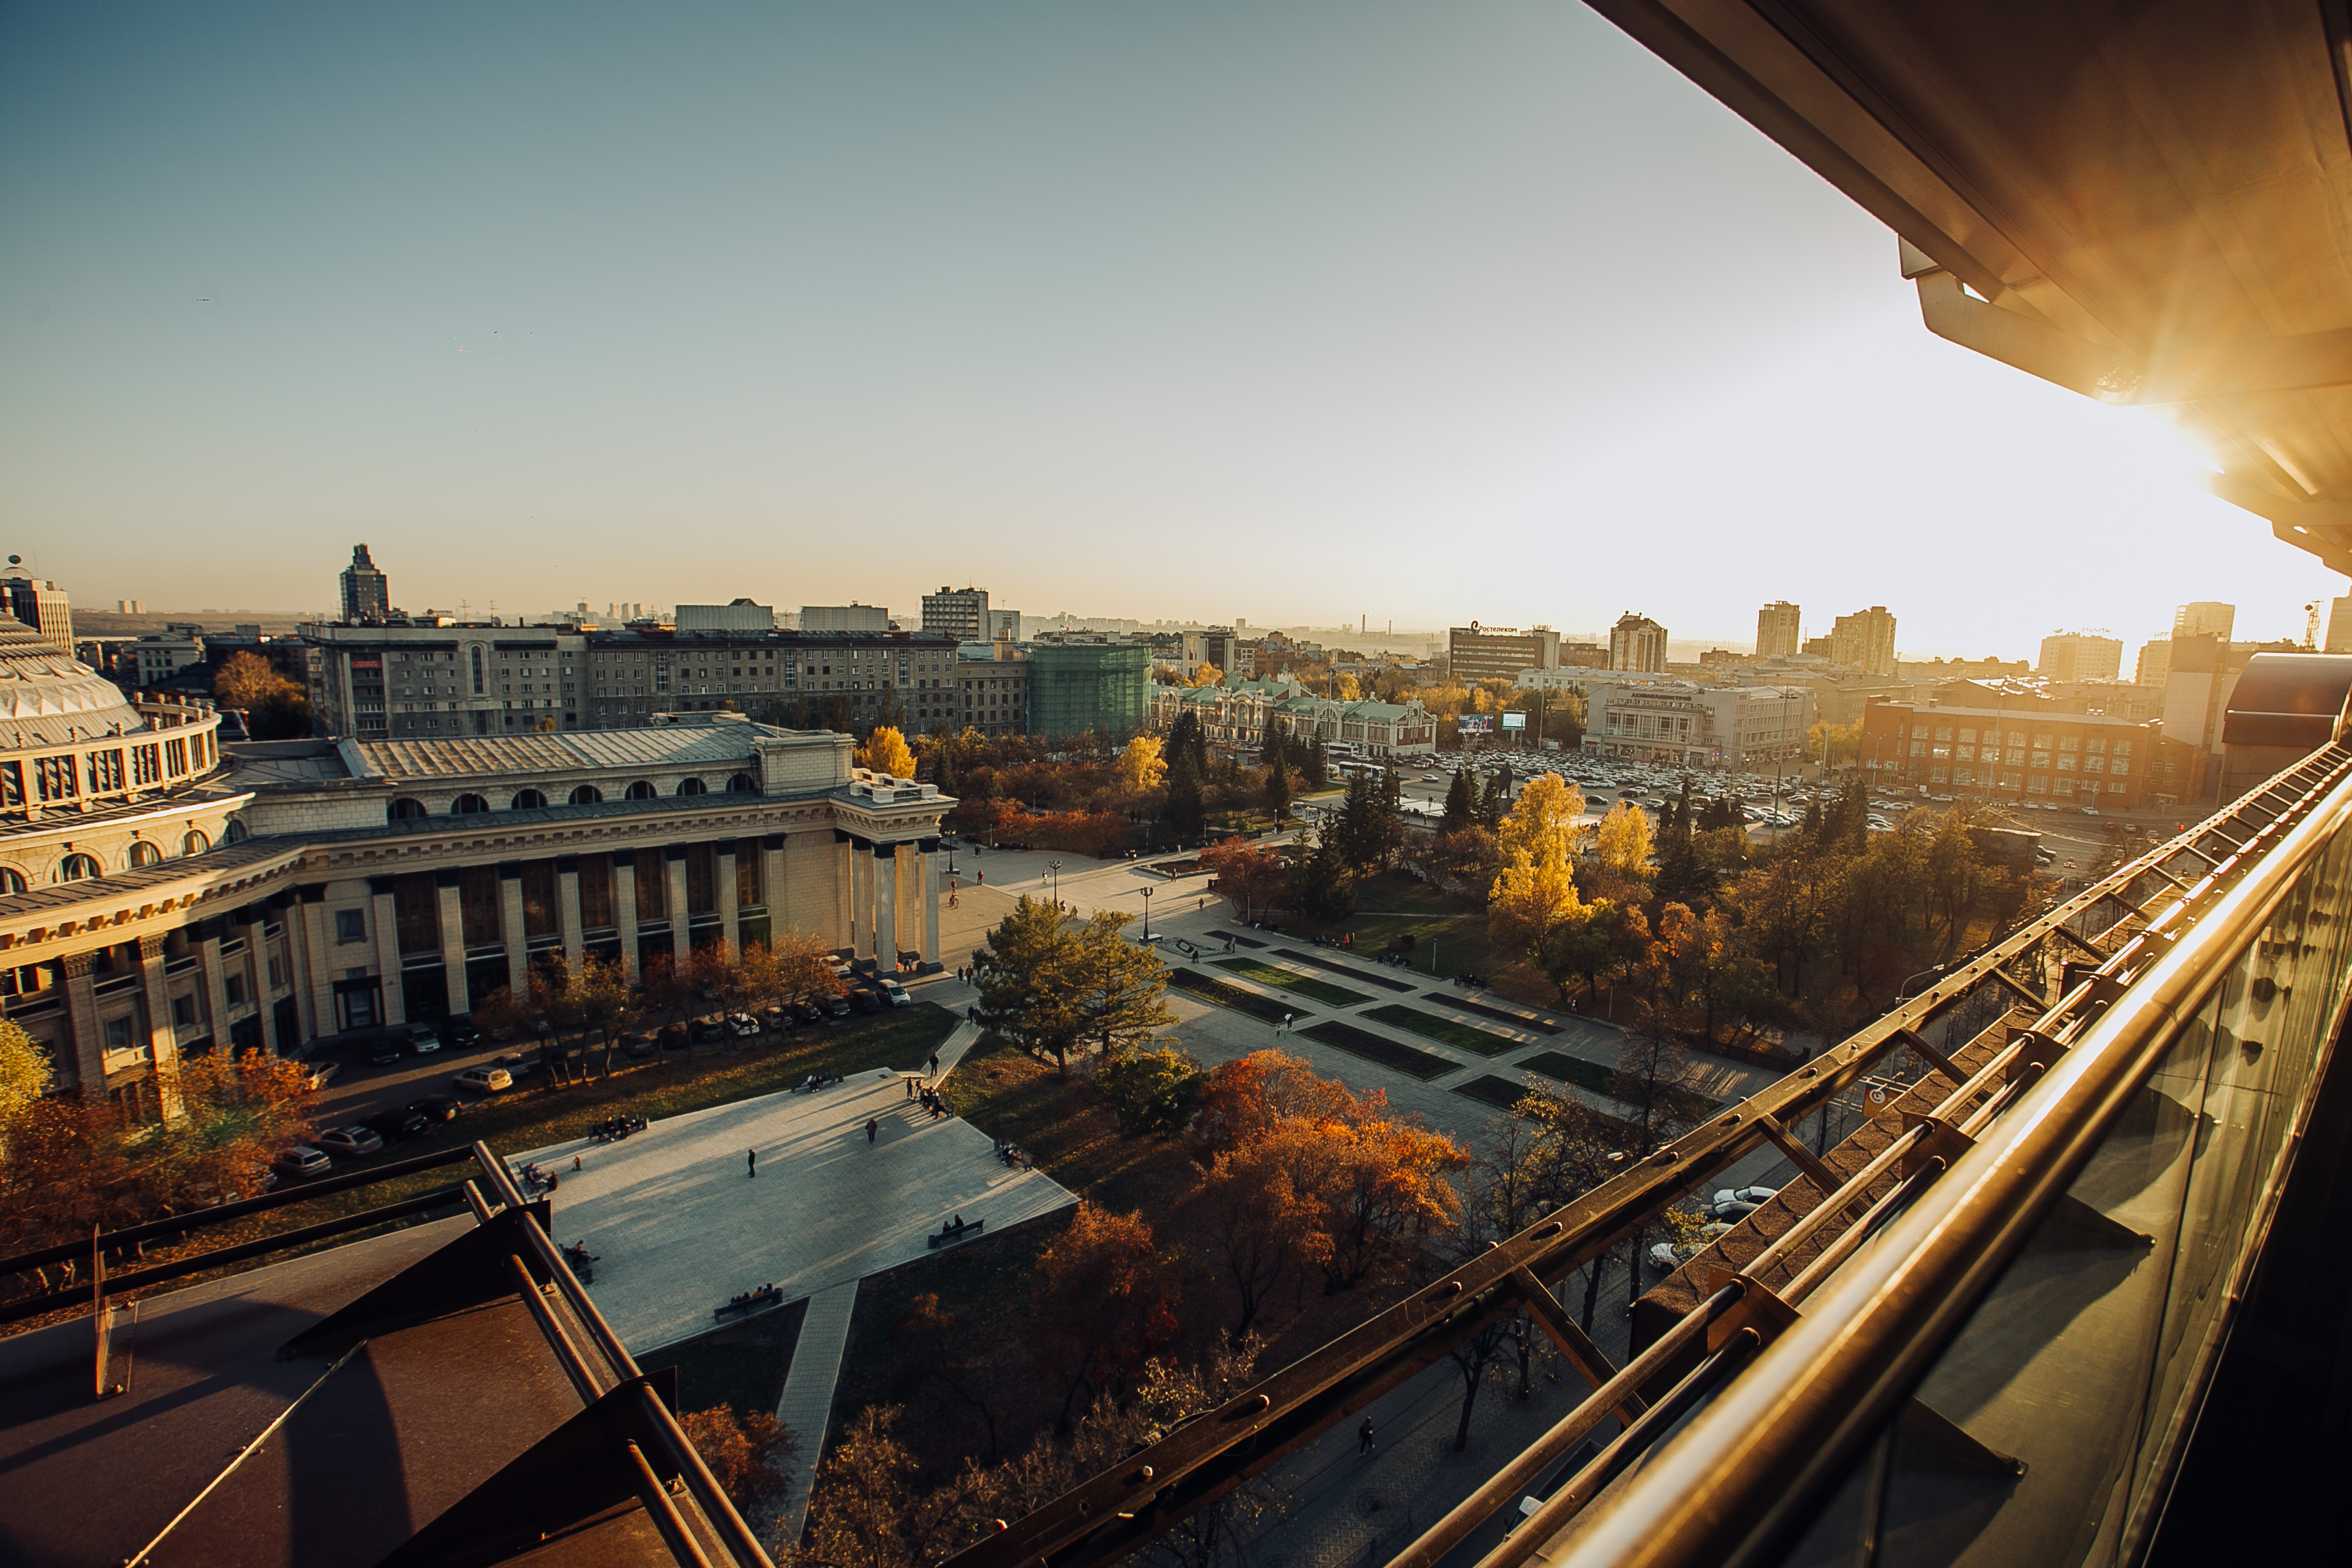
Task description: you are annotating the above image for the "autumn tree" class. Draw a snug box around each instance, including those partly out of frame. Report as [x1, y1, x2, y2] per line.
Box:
[803, 1406, 925, 1568]
[1312, 1113, 1467, 1290]
[530, 955, 637, 1076]
[1513, 1082, 1640, 1334]
[0, 1019, 50, 1148]
[1032, 1203, 1182, 1429]
[677, 1405, 797, 1539]
[211, 650, 312, 739]
[1199, 835, 1287, 922]
[1189, 663, 1226, 687]
[1190, 1048, 1357, 1156]
[1488, 773, 1589, 975]
[1095, 1043, 1207, 1136]
[1114, 734, 1168, 796]
[856, 725, 918, 779]
[1188, 1125, 1327, 1335]
[1593, 800, 1656, 884]
[889, 1292, 999, 1462]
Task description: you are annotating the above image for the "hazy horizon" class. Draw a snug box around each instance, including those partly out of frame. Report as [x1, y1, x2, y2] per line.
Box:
[5, 2, 2339, 660]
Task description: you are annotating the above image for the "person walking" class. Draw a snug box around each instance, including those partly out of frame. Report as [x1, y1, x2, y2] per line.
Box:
[1358, 1416, 1375, 1455]
[746, 1148, 758, 1179]
[904, 1076, 915, 1099]
[866, 1116, 879, 1143]
[1281, 1012, 1293, 1039]
[929, 1050, 941, 1076]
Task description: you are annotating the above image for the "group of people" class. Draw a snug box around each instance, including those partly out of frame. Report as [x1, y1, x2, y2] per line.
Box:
[797, 1070, 845, 1092]
[917, 1084, 951, 1119]
[1451, 971, 1491, 990]
[590, 1114, 648, 1143]
[520, 1162, 561, 1194]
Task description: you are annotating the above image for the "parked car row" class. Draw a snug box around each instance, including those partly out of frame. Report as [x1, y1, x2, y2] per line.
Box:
[270, 1094, 467, 1180]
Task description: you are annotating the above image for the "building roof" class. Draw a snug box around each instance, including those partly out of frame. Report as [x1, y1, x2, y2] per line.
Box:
[345, 722, 790, 781]
[0, 620, 147, 750]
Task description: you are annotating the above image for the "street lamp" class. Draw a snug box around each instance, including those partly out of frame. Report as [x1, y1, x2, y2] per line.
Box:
[1140, 884, 1153, 942]
[1048, 859, 1063, 909]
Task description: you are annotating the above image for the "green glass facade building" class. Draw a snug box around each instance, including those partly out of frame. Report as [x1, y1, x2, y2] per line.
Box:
[1023, 640, 1151, 741]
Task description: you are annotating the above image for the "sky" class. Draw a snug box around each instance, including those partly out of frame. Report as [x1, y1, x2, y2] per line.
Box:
[2, 0, 2339, 660]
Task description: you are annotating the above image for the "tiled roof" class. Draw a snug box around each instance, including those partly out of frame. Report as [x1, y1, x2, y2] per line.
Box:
[348, 724, 788, 780]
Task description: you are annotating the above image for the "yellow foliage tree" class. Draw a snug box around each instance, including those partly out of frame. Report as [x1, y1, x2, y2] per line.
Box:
[1189, 663, 1226, 687]
[1489, 774, 1587, 966]
[1114, 735, 1167, 795]
[1333, 673, 1362, 701]
[1496, 773, 1586, 866]
[1594, 800, 1656, 878]
[856, 725, 917, 779]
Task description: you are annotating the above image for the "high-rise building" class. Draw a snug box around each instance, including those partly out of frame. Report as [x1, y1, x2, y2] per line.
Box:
[1756, 600, 1802, 659]
[799, 603, 890, 633]
[1450, 625, 1562, 684]
[2134, 638, 2173, 688]
[2038, 630, 2124, 683]
[1609, 613, 1668, 673]
[2174, 602, 2236, 642]
[339, 545, 391, 623]
[116, 599, 146, 613]
[2325, 596, 2352, 654]
[1827, 606, 1898, 675]
[1, 558, 73, 656]
[920, 586, 991, 642]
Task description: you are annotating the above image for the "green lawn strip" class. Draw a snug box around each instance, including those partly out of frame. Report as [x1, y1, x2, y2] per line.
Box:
[1420, 992, 1562, 1036]
[1299, 1020, 1457, 1081]
[1363, 1003, 1521, 1057]
[4, 1006, 962, 1334]
[1519, 1049, 1723, 1121]
[1451, 1075, 1530, 1109]
[1168, 968, 1297, 1024]
[1211, 959, 1372, 1009]
[1272, 947, 1417, 993]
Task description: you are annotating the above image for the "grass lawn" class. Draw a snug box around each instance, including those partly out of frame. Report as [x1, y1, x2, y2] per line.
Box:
[1363, 1003, 1521, 1057]
[1169, 968, 1296, 1024]
[1521, 1048, 1723, 1120]
[1212, 959, 1373, 1009]
[2, 1004, 964, 1336]
[1300, 1020, 1457, 1081]
[1453, 1074, 1533, 1110]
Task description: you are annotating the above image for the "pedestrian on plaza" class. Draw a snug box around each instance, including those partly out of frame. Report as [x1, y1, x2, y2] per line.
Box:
[747, 1148, 758, 1179]
[1358, 1417, 1375, 1454]
[931, 1096, 945, 1119]
[1281, 1012, 1293, 1038]
[572, 1155, 581, 1172]
[866, 1116, 879, 1143]
[930, 1050, 941, 1075]
[905, 1077, 915, 1099]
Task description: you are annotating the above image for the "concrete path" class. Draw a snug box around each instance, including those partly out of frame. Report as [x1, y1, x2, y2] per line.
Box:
[769, 1279, 861, 1548]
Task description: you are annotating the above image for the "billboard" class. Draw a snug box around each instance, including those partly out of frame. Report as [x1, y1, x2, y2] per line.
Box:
[1458, 715, 1493, 735]
[1500, 711, 1528, 731]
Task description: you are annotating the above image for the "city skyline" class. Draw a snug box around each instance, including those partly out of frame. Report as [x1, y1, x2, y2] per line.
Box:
[4, 2, 2339, 656]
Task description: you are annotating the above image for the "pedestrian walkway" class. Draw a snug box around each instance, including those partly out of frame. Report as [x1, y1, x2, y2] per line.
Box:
[769, 1278, 861, 1549]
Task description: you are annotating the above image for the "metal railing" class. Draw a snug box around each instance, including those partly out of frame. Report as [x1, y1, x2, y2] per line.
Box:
[945, 742, 2352, 1568]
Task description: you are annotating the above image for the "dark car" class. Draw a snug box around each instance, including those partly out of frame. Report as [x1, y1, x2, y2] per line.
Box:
[491, 1051, 547, 1081]
[440, 1015, 482, 1048]
[792, 999, 824, 1024]
[408, 1094, 463, 1124]
[761, 1005, 793, 1032]
[659, 1023, 690, 1052]
[366, 1030, 403, 1065]
[690, 1017, 728, 1044]
[620, 1031, 658, 1060]
[823, 995, 852, 1020]
[849, 987, 881, 1014]
[364, 1108, 430, 1141]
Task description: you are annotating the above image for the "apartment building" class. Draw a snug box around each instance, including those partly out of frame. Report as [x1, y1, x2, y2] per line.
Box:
[1609, 613, 1669, 673]
[339, 545, 391, 623]
[1828, 606, 1898, 676]
[1756, 600, 1802, 659]
[921, 586, 991, 642]
[2037, 630, 2124, 683]
[1862, 699, 2150, 809]
[1450, 624, 1561, 684]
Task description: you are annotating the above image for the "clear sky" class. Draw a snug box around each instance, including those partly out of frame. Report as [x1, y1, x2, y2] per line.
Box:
[2, 1, 2337, 658]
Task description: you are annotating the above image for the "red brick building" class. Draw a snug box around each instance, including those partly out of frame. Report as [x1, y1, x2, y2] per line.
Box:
[1860, 700, 2154, 809]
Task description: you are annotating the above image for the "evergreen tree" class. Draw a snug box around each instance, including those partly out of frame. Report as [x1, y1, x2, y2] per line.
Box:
[1292, 825, 1356, 919]
[1302, 735, 1328, 790]
[1166, 756, 1206, 843]
[1476, 771, 1509, 830]
[934, 745, 958, 800]
[1440, 769, 1476, 836]
[1260, 724, 1287, 771]
[1264, 741, 1292, 821]
[1167, 710, 1209, 778]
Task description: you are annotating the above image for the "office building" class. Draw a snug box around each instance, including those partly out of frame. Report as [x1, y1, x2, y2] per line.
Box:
[2135, 638, 2173, 688]
[1610, 613, 1669, 673]
[1450, 624, 1562, 684]
[1828, 606, 1898, 676]
[1024, 636, 1152, 739]
[2, 559, 73, 657]
[128, 626, 211, 688]
[675, 600, 775, 633]
[2174, 602, 2236, 642]
[583, 630, 961, 732]
[1756, 600, 1803, 659]
[921, 586, 991, 643]
[1580, 678, 1814, 769]
[2037, 630, 2124, 683]
[954, 643, 1030, 739]
[339, 545, 391, 624]
[1861, 699, 2150, 809]
[799, 603, 890, 633]
[2325, 596, 2352, 654]
[986, 609, 1023, 642]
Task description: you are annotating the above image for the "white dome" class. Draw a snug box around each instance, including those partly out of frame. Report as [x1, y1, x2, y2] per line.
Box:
[0, 620, 147, 750]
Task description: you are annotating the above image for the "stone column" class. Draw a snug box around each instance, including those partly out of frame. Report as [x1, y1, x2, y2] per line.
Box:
[665, 846, 691, 963]
[437, 870, 470, 1016]
[557, 855, 583, 968]
[873, 843, 898, 972]
[919, 835, 942, 969]
[236, 911, 275, 1052]
[138, 935, 174, 1066]
[762, 833, 788, 935]
[300, 886, 335, 1037]
[718, 843, 741, 954]
[834, 830, 857, 955]
[369, 877, 406, 1026]
[198, 918, 234, 1047]
[498, 861, 528, 994]
[63, 951, 104, 1094]
[615, 857, 640, 980]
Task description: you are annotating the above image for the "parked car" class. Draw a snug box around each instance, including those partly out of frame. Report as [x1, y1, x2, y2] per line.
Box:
[406, 1020, 443, 1054]
[409, 1094, 463, 1123]
[759, 1006, 793, 1032]
[368, 1031, 404, 1065]
[454, 1066, 514, 1093]
[271, 1146, 332, 1180]
[877, 978, 911, 1007]
[690, 1017, 728, 1044]
[659, 1023, 691, 1052]
[620, 1031, 659, 1060]
[727, 1013, 762, 1038]
[823, 995, 853, 1020]
[849, 987, 881, 1014]
[303, 1060, 342, 1091]
[491, 1051, 547, 1082]
[363, 1108, 430, 1142]
[793, 999, 825, 1024]
[440, 1014, 482, 1048]
[315, 1125, 386, 1159]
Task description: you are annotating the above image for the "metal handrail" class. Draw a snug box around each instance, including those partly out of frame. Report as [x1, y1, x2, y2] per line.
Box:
[1564, 744, 2352, 1567]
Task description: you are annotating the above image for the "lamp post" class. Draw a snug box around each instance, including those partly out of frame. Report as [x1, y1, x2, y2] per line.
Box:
[1048, 859, 1063, 910]
[1140, 884, 1153, 942]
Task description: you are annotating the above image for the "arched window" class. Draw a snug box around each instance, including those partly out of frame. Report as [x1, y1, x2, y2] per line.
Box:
[569, 785, 603, 805]
[182, 830, 211, 857]
[0, 867, 24, 895]
[677, 778, 707, 796]
[726, 772, 759, 794]
[452, 794, 490, 815]
[625, 780, 658, 800]
[128, 840, 162, 867]
[225, 818, 248, 843]
[56, 853, 100, 882]
[511, 789, 548, 810]
[389, 797, 429, 822]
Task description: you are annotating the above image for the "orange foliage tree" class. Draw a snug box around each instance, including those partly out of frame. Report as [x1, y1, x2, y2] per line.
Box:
[1197, 836, 1289, 924]
[1031, 1203, 1182, 1430]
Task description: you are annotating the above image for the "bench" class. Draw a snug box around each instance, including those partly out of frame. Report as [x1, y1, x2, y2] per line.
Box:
[713, 1288, 783, 1321]
[927, 1220, 986, 1249]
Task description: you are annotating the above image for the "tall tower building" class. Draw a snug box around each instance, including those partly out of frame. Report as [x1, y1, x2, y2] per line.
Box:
[340, 544, 391, 623]
[1756, 600, 1801, 658]
[2038, 630, 2124, 683]
[2134, 638, 2173, 687]
[1609, 612, 1668, 673]
[2174, 602, 2235, 643]
[1, 558, 73, 656]
[1827, 606, 1898, 675]
[921, 586, 991, 643]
